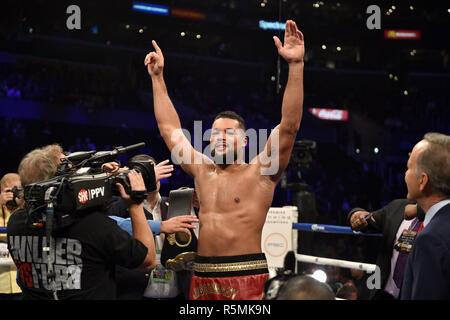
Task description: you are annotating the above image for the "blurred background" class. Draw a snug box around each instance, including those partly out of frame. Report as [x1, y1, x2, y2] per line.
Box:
[0, 0, 449, 298]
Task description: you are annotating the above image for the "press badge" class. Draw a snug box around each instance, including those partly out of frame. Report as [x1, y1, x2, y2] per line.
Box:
[394, 230, 417, 253]
[151, 264, 171, 283]
[0, 242, 14, 266]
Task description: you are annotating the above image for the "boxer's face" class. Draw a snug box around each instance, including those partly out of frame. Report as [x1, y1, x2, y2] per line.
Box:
[210, 118, 247, 163]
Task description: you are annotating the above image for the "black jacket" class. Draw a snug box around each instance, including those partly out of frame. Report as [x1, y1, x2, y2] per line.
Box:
[346, 199, 424, 299]
[108, 196, 192, 300]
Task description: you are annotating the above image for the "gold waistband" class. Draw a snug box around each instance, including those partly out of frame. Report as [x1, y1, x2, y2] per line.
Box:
[194, 260, 268, 273]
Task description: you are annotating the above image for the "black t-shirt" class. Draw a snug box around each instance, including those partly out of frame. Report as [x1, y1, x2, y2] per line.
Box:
[6, 209, 148, 300]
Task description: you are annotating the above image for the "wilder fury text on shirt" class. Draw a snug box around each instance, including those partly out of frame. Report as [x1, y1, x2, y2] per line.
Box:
[8, 235, 83, 290]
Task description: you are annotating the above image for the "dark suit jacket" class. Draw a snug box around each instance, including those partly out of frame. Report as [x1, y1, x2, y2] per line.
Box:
[347, 199, 419, 298]
[401, 203, 450, 300]
[110, 196, 192, 300]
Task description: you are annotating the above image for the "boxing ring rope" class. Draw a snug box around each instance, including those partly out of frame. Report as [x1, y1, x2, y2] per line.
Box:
[292, 222, 381, 272]
[1, 223, 381, 271]
[295, 253, 377, 273]
[292, 223, 383, 237]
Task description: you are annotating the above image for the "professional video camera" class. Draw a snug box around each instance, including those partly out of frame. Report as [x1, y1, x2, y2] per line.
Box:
[289, 140, 317, 170]
[23, 142, 156, 231]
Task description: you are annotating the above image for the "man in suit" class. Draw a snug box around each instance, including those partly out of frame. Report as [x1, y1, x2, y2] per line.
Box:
[347, 200, 424, 299]
[401, 132, 450, 300]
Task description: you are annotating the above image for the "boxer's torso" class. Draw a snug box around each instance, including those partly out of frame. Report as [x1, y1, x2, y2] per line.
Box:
[194, 162, 275, 256]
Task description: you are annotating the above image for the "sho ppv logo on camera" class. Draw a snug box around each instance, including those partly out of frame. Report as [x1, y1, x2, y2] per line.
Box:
[77, 187, 105, 204]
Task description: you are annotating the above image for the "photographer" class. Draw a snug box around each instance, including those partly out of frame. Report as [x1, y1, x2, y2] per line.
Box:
[0, 173, 23, 300]
[7, 146, 156, 299]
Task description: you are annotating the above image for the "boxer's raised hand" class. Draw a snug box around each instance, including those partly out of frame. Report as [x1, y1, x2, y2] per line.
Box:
[145, 40, 164, 77]
[273, 20, 305, 64]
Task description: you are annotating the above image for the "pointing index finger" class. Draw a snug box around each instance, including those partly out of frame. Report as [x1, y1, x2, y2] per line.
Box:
[152, 40, 163, 56]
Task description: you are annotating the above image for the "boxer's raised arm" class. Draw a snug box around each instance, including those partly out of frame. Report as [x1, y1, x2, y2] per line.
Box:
[257, 20, 305, 181]
[145, 41, 208, 177]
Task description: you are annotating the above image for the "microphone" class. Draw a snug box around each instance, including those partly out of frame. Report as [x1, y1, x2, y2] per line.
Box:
[65, 151, 96, 163]
[115, 142, 146, 154]
[75, 142, 147, 167]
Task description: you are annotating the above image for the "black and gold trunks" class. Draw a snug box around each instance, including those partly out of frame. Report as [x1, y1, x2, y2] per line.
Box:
[193, 253, 269, 278]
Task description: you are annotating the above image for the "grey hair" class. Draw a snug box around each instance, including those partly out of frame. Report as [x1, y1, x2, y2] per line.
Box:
[18, 149, 58, 186]
[417, 132, 450, 196]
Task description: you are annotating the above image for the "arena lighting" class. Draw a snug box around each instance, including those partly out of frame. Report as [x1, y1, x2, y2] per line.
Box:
[311, 270, 327, 283]
[374, 147, 380, 154]
[131, 2, 169, 16]
[384, 29, 421, 40]
[259, 20, 285, 31]
[171, 8, 206, 20]
[309, 108, 349, 121]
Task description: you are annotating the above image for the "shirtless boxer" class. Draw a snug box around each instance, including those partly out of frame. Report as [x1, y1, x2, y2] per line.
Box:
[145, 20, 305, 300]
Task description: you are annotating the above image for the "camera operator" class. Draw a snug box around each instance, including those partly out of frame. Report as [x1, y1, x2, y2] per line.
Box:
[107, 155, 199, 300]
[7, 146, 156, 299]
[0, 173, 23, 300]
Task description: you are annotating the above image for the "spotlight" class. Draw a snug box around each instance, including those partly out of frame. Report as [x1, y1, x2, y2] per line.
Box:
[336, 46, 342, 52]
[355, 148, 360, 154]
[180, 31, 186, 37]
[260, 2, 266, 7]
[404, 90, 408, 96]
[139, 28, 144, 34]
[311, 270, 327, 283]
[125, 24, 130, 29]
[196, 34, 201, 39]
[409, 6, 414, 10]
[321, 44, 327, 50]
[394, 76, 399, 81]
[374, 147, 379, 154]
[389, 73, 393, 79]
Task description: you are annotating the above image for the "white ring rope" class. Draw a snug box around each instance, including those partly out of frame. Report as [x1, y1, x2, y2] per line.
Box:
[295, 253, 377, 273]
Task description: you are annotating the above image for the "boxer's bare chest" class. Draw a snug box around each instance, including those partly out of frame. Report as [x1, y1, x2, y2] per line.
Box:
[195, 164, 274, 213]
